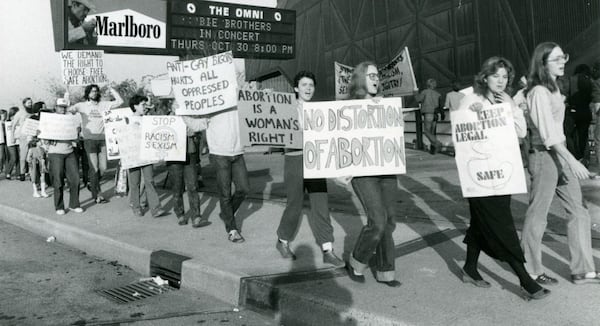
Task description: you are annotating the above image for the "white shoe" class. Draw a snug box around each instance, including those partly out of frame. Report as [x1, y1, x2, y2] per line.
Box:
[40, 192, 49, 198]
[33, 192, 41, 198]
[56, 209, 66, 215]
[70, 207, 84, 213]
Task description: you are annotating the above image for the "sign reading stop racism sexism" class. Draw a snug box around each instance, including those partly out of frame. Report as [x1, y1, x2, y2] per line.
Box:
[139, 116, 187, 161]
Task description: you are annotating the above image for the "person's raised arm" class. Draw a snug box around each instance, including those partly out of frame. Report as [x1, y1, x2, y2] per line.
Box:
[108, 87, 124, 109]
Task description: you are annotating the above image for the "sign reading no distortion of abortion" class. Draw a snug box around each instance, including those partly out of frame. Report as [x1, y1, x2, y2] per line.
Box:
[167, 51, 237, 115]
[38, 113, 80, 140]
[60, 50, 108, 86]
[303, 98, 406, 179]
[451, 99, 527, 198]
[237, 89, 301, 148]
[139, 116, 186, 161]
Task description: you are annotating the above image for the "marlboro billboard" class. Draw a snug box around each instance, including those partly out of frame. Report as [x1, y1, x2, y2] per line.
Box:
[51, 0, 296, 59]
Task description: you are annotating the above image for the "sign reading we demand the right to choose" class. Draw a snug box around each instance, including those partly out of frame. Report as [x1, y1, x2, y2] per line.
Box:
[303, 98, 406, 179]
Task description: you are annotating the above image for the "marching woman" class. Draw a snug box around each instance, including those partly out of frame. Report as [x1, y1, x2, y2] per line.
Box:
[46, 98, 82, 215]
[454, 56, 550, 300]
[520, 42, 599, 285]
[275, 71, 344, 267]
[344, 62, 401, 287]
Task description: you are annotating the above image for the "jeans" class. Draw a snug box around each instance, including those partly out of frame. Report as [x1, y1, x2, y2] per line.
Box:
[48, 152, 80, 210]
[128, 164, 161, 212]
[210, 154, 249, 233]
[349, 175, 398, 281]
[83, 139, 107, 199]
[594, 111, 600, 165]
[18, 137, 28, 174]
[277, 155, 333, 246]
[167, 152, 200, 218]
[4, 145, 19, 176]
[521, 149, 595, 275]
[0, 144, 6, 173]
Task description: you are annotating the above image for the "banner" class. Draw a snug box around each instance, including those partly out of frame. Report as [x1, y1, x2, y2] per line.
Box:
[5, 121, 16, 146]
[334, 62, 354, 100]
[237, 89, 301, 148]
[103, 108, 133, 160]
[60, 50, 108, 86]
[38, 113, 80, 140]
[21, 119, 40, 137]
[335, 47, 417, 99]
[167, 51, 238, 115]
[379, 47, 418, 97]
[451, 100, 527, 197]
[139, 116, 186, 161]
[303, 98, 406, 178]
[116, 116, 159, 169]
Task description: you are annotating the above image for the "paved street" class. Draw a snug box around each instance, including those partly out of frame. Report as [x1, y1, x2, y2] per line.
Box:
[0, 220, 274, 326]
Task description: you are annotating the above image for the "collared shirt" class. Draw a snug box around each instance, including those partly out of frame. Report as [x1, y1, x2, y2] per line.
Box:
[526, 85, 566, 148]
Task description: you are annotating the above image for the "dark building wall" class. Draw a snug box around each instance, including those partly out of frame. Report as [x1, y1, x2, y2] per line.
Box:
[246, 0, 600, 98]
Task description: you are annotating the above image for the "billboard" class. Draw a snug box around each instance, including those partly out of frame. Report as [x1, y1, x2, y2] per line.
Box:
[51, 0, 296, 59]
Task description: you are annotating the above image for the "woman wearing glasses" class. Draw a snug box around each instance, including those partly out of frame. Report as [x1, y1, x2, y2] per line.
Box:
[520, 42, 599, 285]
[344, 62, 401, 287]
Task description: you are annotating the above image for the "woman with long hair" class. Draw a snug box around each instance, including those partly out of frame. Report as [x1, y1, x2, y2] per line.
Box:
[520, 42, 598, 285]
[344, 61, 401, 287]
[454, 56, 550, 300]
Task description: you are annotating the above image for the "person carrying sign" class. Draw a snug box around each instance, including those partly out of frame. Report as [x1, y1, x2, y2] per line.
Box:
[520, 42, 599, 285]
[274, 71, 344, 267]
[344, 62, 401, 287]
[45, 98, 83, 215]
[453, 56, 550, 300]
[127, 95, 166, 218]
[69, 84, 123, 204]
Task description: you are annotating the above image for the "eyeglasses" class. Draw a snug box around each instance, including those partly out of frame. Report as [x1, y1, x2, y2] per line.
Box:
[547, 53, 569, 63]
[367, 73, 379, 81]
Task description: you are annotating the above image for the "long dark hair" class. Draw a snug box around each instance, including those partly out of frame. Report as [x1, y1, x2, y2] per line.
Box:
[84, 84, 100, 101]
[473, 56, 515, 96]
[348, 61, 377, 99]
[526, 42, 561, 95]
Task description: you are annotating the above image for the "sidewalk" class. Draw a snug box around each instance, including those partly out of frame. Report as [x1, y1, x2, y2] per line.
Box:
[0, 149, 598, 325]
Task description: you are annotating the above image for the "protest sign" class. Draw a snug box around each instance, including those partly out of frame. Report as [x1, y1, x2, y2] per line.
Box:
[103, 108, 133, 160]
[335, 62, 354, 100]
[21, 118, 40, 137]
[379, 47, 418, 97]
[116, 116, 159, 169]
[38, 113, 80, 140]
[167, 51, 237, 115]
[60, 50, 108, 86]
[451, 100, 527, 198]
[303, 98, 406, 178]
[237, 89, 302, 148]
[335, 47, 417, 99]
[5, 121, 16, 146]
[139, 116, 186, 161]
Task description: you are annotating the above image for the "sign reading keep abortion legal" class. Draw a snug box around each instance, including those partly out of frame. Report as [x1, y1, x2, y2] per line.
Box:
[302, 98, 406, 179]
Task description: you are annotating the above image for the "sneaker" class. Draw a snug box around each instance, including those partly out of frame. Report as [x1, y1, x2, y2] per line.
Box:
[40, 192, 49, 198]
[151, 209, 167, 218]
[177, 215, 188, 225]
[322, 250, 345, 267]
[33, 192, 41, 198]
[228, 230, 245, 243]
[275, 240, 296, 259]
[191, 216, 211, 228]
[56, 209, 66, 215]
[70, 207, 84, 213]
[19, 174, 25, 181]
[95, 196, 108, 204]
[571, 272, 600, 284]
[132, 208, 143, 217]
[533, 273, 559, 285]
[5, 175, 11, 180]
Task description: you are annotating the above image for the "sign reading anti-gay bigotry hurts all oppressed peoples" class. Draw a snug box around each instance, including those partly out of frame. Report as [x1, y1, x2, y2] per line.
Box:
[237, 89, 301, 148]
[139, 116, 186, 161]
[451, 100, 527, 198]
[303, 98, 406, 178]
[60, 50, 108, 86]
[167, 51, 237, 115]
[38, 113, 80, 140]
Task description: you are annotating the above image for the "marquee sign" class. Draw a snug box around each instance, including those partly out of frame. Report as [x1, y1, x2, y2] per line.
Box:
[51, 0, 296, 59]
